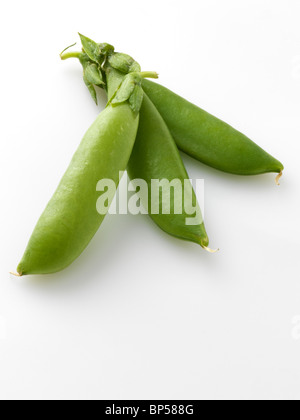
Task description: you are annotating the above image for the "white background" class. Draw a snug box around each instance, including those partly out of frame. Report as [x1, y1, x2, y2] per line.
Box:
[0, 0, 300, 401]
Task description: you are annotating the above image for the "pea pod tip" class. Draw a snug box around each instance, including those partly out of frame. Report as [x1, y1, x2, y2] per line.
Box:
[203, 246, 220, 254]
[9, 271, 22, 277]
[275, 171, 283, 186]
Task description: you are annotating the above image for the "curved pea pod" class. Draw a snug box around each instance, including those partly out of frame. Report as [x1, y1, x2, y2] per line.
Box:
[142, 80, 284, 179]
[127, 94, 209, 248]
[105, 67, 210, 249]
[17, 103, 139, 275]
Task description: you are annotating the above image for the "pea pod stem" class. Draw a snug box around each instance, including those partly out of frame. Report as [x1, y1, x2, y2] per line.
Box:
[140, 71, 159, 80]
[60, 51, 82, 60]
[60, 43, 81, 60]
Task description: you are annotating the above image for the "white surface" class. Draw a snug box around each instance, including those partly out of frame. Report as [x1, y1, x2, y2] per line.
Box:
[1, 0, 300, 401]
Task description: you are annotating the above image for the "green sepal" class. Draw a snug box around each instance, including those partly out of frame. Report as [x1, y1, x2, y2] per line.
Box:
[83, 74, 98, 104]
[111, 73, 137, 105]
[110, 72, 143, 114]
[108, 53, 141, 74]
[78, 54, 105, 103]
[78, 33, 101, 64]
[129, 85, 144, 115]
[84, 63, 104, 86]
[79, 53, 92, 69]
[99, 43, 115, 56]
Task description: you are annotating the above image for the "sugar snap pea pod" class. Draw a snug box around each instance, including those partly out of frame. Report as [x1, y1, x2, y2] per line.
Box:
[17, 35, 160, 276]
[129, 93, 210, 247]
[142, 80, 284, 181]
[105, 67, 210, 249]
[17, 85, 140, 276]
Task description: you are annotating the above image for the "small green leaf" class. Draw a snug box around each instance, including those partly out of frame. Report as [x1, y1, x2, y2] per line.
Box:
[108, 53, 141, 74]
[129, 85, 144, 115]
[79, 53, 92, 70]
[83, 74, 98, 104]
[111, 74, 136, 105]
[85, 63, 104, 86]
[78, 33, 101, 63]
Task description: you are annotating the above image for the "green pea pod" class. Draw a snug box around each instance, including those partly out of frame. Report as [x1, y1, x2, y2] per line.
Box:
[142, 80, 284, 181]
[17, 102, 139, 275]
[106, 68, 210, 249]
[128, 93, 210, 248]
